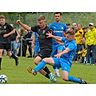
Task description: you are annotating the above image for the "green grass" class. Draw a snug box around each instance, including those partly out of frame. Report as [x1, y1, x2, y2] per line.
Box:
[0, 56, 96, 84]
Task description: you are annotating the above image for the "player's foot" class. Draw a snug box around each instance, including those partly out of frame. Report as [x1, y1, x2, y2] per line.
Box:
[80, 78, 87, 84]
[54, 69, 60, 77]
[15, 57, 19, 66]
[55, 72, 60, 77]
[49, 73, 56, 82]
[27, 56, 32, 58]
[27, 66, 37, 76]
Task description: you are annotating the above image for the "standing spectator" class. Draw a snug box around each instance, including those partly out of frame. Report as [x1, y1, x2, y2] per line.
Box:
[85, 23, 96, 64]
[74, 23, 84, 62]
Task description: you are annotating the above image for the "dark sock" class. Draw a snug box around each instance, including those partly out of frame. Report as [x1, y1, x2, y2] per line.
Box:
[0, 58, 2, 70]
[43, 66, 51, 74]
[11, 54, 17, 59]
[45, 73, 50, 79]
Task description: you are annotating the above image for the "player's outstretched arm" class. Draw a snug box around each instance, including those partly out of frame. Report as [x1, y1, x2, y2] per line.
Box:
[54, 48, 70, 58]
[47, 32, 62, 42]
[16, 20, 31, 31]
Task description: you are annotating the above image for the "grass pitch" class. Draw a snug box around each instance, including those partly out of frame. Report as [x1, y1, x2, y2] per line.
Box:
[0, 56, 96, 84]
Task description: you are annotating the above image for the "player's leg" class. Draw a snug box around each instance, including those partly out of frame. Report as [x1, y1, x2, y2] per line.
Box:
[0, 49, 3, 70]
[52, 45, 60, 77]
[34, 56, 56, 81]
[6, 42, 19, 66]
[61, 60, 87, 84]
[62, 70, 87, 84]
[33, 57, 55, 73]
[37, 49, 56, 81]
[34, 56, 47, 76]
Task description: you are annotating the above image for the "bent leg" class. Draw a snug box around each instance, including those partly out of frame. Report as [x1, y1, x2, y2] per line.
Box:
[34, 57, 54, 72]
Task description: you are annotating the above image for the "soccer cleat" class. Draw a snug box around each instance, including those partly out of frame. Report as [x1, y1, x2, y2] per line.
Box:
[15, 57, 19, 66]
[27, 66, 37, 76]
[49, 73, 57, 82]
[55, 72, 60, 77]
[79, 78, 87, 84]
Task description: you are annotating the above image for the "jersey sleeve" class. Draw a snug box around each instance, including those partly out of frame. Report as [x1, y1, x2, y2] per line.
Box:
[31, 26, 38, 32]
[67, 42, 76, 51]
[7, 24, 14, 31]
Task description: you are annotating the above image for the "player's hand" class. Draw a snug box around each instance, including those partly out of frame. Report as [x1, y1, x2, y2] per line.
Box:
[16, 20, 21, 25]
[54, 53, 62, 58]
[46, 32, 53, 38]
[3, 34, 8, 38]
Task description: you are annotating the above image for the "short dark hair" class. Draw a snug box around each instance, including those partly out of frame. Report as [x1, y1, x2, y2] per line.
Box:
[0, 15, 5, 19]
[54, 12, 62, 16]
[66, 31, 75, 35]
[38, 15, 45, 21]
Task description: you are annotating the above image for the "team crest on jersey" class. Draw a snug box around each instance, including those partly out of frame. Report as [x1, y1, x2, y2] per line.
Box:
[61, 26, 64, 30]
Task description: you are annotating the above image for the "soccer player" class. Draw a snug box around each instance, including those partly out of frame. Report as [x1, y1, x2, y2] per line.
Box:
[49, 12, 67, 77]
[27, 30, 87, 84]
[16, 15, 56, 82]
[0, 15, 19, 70]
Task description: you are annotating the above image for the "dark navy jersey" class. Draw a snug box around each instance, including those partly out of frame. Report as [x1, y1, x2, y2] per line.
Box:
[31, 25, 52, 50]
[0, 23, 14, 43]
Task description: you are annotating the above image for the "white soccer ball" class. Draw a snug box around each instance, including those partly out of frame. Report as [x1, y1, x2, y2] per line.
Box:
[0, 74, 8, 84]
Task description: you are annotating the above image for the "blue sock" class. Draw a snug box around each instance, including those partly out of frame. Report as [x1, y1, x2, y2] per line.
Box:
[34, 60, 46, 72]
[68, 76, 81, 83]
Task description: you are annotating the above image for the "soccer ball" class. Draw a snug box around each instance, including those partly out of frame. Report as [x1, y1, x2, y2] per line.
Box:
[0, 74, 8, 84]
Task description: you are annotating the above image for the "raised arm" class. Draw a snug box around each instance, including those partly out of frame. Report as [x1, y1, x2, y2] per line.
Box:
[16, 20, 31, 31]
[47, 32, 62, 42]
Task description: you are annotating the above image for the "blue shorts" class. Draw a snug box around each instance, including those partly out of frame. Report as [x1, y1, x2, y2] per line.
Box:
[53, 58, 71, 72]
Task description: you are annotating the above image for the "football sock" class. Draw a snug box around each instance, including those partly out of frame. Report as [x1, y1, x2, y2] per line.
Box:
[45, 73, 50, 79]
[43, 66, 51, 74]
[11, 53, 17, 59]
[68, 76, 82, 83]
[34, 60, 46, 72]
[0, 58, 2, 70]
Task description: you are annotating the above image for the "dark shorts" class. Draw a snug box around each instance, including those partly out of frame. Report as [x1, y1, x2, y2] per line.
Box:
[0, 42, 11, 51]
[36, 49, 52, 59]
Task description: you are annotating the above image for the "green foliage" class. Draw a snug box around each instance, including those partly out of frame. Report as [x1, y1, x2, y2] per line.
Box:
[0, 57, 96, 84]
[1, 12, 96, 28]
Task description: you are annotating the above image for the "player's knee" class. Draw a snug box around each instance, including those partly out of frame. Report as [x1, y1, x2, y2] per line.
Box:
[34, 59, 38, 65]
[43, 58, 47, 62]
[62, 77, 68, 81]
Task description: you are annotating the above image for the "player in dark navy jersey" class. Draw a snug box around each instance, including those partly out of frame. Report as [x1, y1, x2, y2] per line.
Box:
[0, 15, 19, 70]
[16, 15, 56, 82]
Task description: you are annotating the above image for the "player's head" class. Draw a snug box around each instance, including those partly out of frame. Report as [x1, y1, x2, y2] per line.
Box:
[0, 15, 6, 25]
[54, 12, 62, 22]
[37, 15, 46, 29]
[66, 30, 75, 41]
